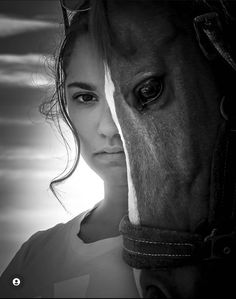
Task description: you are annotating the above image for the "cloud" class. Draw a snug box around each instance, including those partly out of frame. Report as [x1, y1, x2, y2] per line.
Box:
[0, 54, 52, 65]
[0, 117, 36, 126]
[0, 145, 64, 162]
[0, 71, 52, 88]
[0, 54, 55, 88]
[0, 14, 58, 37]
[0, 169, 56, 180]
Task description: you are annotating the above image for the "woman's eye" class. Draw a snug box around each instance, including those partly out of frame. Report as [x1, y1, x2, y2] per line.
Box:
[72, 94, 98, 104]
[134, 77, 163, 110]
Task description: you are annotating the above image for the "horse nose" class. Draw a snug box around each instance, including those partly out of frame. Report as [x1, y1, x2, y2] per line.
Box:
[145, 285, 168, 299]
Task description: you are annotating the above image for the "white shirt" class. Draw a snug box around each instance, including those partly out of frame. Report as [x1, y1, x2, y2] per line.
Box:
[0, 206, 141, 298]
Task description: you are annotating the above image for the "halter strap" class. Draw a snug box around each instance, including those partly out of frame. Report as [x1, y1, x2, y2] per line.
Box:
[209, 117, 236, 232]
[120, 216, 236, 269]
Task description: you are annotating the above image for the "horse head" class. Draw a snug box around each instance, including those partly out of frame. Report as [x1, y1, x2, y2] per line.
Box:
[91, 0, 236, 297]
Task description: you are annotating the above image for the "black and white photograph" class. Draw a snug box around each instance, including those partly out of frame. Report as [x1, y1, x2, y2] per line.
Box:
[0, 0, 236, 298]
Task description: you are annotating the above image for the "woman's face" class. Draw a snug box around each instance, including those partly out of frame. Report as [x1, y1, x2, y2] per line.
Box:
[65, 34, 127, 185]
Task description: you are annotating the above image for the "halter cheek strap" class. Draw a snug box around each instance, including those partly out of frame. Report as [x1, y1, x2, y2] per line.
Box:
[120, 12, 236, 269]
[194, 11, 236, 262]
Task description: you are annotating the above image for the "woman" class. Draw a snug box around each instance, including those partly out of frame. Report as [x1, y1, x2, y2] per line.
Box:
[0, 3, 140, 298]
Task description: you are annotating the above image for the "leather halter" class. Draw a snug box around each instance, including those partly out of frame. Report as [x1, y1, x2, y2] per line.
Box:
[120, 12, 236, 269]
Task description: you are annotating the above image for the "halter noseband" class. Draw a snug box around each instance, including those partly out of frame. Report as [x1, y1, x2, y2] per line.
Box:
[120, 12, 236, 269]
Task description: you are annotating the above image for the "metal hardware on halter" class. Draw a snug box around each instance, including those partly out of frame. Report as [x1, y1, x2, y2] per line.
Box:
[203, 229, 236, 260]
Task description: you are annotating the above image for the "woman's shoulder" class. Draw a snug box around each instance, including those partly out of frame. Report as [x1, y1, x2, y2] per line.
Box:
[0, 210, 91, 297]
[0, 210, 88, 277]
[18, 210, 88, 259]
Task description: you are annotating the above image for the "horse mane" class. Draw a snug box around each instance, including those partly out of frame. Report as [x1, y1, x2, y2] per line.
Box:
[89, 0, 235, 65]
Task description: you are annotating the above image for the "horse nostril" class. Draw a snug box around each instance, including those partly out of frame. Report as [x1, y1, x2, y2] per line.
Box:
[145, 285, 167, 299]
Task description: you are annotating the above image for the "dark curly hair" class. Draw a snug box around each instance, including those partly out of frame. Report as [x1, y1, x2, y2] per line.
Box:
[39, 11, 91, 207]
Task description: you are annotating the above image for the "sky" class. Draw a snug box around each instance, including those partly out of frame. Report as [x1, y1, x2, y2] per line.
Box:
[0, 0, 103, 275]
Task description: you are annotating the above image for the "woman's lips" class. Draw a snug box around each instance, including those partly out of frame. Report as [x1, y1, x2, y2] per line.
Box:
[94, 151, 125, 163]
[95, 146, 124, 154]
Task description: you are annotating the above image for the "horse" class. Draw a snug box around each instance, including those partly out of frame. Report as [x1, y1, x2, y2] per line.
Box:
[84, 0, 236, 297]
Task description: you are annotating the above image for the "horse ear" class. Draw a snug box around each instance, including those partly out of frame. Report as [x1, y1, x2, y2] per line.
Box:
[193, 12, 236, 71]
[193, 12, 220, 61]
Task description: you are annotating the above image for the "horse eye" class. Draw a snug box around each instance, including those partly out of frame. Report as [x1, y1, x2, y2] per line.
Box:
[135, 77, 163, 109]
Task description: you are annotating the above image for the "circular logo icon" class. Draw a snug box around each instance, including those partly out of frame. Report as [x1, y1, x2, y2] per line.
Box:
[10, 275, 24, 288]
[12, 277, 21, 287]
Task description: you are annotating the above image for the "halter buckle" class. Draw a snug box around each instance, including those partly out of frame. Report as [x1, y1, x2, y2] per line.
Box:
[204, 229, 236, 260]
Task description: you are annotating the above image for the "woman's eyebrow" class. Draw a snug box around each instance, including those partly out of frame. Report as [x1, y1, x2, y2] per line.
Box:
[67, 82, 97, 91]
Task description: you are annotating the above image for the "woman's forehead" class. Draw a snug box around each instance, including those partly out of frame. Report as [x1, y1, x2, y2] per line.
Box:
[66, 35, 105, 81]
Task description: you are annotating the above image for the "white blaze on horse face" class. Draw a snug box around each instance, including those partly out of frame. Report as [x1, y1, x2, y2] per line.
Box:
[104, 64, 140, 225]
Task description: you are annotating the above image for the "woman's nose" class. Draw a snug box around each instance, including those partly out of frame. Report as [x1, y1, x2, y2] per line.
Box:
[97, 102, 119, 138]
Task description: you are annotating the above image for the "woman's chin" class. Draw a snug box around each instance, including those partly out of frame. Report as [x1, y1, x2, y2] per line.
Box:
[100, 168, 128, 185]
